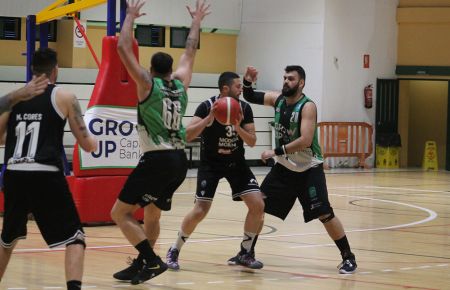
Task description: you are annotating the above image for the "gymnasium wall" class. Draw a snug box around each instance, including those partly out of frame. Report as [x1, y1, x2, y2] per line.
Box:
[397, 0, 450, 66]
[322, 0, 398, 123]
[237, 0, 398, 167]
[1, 0, 242, 30]
[237, 0, 326, 119]
[0, 19, 237, 73]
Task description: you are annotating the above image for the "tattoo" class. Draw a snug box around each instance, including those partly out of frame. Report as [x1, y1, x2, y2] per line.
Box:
[0, 94, 13, 115]
[185, 37, 198, 50]
[72, 98, 89, 138]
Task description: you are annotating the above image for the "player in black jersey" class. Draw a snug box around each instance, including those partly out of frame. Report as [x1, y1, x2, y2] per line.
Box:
[0, 74, 49, 116]
[0, 48, 97, 290]
[165, 72, 265, 270]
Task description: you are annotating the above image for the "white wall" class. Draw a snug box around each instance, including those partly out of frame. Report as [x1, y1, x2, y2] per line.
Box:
[237, 0, 398, 125]
[237, 0, 326, 118]
[322, 0, 398, 123]
[0, 0, 54, 17]
[0, 0, 242, 30]
[80, 0, 242, 30]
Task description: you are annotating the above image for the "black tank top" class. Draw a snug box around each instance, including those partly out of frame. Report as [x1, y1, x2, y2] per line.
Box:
[196, 96, 254, 165]
[4, 84, 66, 171]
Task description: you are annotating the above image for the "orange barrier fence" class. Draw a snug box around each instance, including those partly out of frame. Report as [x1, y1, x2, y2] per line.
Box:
[317, 122, 373, 168]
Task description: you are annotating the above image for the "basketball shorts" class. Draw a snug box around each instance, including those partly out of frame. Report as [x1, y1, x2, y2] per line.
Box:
[119, 150, 188, 210]
[1, 170, 84, 248]
[261, 163, 333, 222]
[195, 161, 260, 202]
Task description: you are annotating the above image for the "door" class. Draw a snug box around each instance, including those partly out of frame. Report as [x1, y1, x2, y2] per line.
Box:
[376, 79, 399, 137]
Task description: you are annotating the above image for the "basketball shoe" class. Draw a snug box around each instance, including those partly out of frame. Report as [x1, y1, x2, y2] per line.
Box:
[113, 256, 142, 281]
[166, 246, 180, 270]
[131, 256, 168, 285]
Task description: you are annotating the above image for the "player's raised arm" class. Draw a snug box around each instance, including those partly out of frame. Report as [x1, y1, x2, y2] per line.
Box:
[242, 66, 279, 107]
[117, 0, 152, 101]
[172, 0, 211, 90]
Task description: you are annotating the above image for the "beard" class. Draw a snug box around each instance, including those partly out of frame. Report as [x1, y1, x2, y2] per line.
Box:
[282, 83, 300, 97]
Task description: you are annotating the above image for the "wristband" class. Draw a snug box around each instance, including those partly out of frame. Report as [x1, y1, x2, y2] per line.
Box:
[243, 78, 253, 88]
[274, 146, 284, 156]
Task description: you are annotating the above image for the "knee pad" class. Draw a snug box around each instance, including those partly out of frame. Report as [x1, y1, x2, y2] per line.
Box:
[319, 210, 335, 224]
[66, 238, 86, 249]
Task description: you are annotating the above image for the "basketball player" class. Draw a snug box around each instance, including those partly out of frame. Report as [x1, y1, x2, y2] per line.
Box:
[0, 74, 49, 115]
[0, 48, 98, 289]
[110, 0, 210, 285]
[165, 71, 265, 270]
[241, 65, 357, 274]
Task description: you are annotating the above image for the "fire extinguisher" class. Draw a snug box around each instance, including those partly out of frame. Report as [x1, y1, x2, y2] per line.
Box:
[364, 84, 373, 109]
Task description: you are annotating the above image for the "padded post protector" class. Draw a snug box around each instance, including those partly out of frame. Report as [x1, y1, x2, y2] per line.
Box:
[73, 36, 139, 177]
[67, 175, 144, 224]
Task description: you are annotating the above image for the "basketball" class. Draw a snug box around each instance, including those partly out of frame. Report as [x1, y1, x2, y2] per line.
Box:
[214, 97, 241, 125]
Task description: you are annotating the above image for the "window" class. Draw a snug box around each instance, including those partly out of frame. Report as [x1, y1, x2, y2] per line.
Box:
[0, 17, 21, 40]
[36, 20, 58, 42]
[170, 27, 200, 49]
[135, 25, 165, 47]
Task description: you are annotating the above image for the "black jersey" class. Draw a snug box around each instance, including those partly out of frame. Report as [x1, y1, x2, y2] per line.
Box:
[4, 84, 67, 171]
[195, 96, 254, 164]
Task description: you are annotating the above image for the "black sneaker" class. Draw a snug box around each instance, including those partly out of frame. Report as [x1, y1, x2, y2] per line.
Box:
[113, 256, 142, 281]
[238, 251, 264, 269]
[338, 258, 357, 274]
[166, 247, 180, 270]
[227, 254, 240, 265]
[227, 247, 246, 266]
[227, 250, 263, 269]
[131, 256, 168, 285]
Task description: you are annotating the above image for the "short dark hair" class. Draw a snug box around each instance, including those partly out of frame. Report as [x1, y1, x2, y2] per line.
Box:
[32, 47, 58, 77]
[285, 65, 306, 82]
[218, 71, 240, 91]
[151, 52, 173, 75]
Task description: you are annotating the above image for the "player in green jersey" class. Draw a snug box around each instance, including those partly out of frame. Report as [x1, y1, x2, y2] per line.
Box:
[110, 0, 211, 285]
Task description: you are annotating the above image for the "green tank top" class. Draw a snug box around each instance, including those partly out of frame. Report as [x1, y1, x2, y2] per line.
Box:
[137, 77, 187, 152]
[274, 95, 323, 172]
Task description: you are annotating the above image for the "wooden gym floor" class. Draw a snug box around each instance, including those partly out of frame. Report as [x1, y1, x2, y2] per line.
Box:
[1, 168, 449, 290]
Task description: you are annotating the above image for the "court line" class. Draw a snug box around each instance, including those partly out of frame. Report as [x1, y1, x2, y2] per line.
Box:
[12, 193, 437, 253]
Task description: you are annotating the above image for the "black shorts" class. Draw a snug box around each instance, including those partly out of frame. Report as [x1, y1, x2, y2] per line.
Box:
[196, 161, 260, 202]
[1, 170, 84, 248]
[119, 150, 188, 210]
[261, 163, 332, 222]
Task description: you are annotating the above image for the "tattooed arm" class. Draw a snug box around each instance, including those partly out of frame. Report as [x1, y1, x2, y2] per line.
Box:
[0, 74, 48, 115]
[172, 0, 211, 90]
[56, 89, 97, 153]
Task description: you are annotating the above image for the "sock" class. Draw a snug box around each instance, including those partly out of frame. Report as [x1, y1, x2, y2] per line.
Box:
[135, 239, 157, 262]
[334, 235, 354, 259]
[241, 231, 257, 253]
[67, 280, 82, 290]
[174, 230, 190, 250]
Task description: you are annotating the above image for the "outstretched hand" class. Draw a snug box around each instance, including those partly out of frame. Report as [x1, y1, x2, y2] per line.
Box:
[127, 0, 146, 19]
[186, 0, 211, 21]
[244, 66, 258, 83]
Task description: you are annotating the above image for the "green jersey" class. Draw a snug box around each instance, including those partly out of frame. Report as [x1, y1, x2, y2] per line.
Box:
[274, 95, 323, 172]
[137, 78, 187, 152]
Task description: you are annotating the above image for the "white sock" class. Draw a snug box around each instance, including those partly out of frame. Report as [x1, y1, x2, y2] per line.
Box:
[241, 231, 257, 252]
[173, 230, 189, 250]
